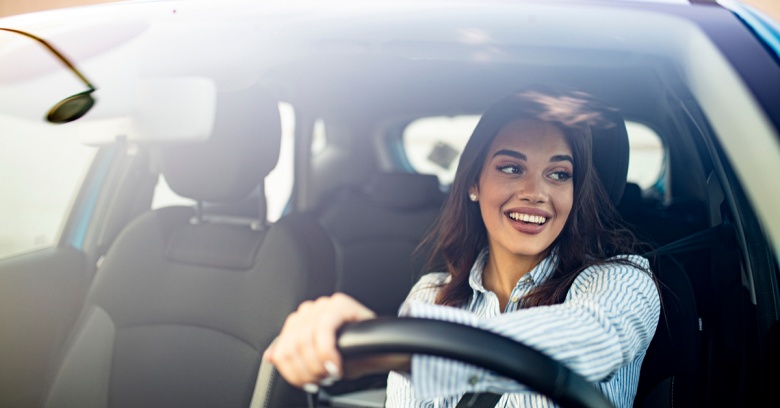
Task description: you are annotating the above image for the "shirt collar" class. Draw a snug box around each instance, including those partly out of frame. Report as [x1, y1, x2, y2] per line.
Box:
[467, 246, 559, 293]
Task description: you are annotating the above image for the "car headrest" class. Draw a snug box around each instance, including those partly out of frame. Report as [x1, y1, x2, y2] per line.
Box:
[591, 109, 630, 206]
[161, 86, 281, 204]
[362, 173, 445, 210]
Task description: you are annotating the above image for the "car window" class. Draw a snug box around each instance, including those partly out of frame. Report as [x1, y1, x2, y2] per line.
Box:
[0, 115, 97, 259]
[150, 102, 295, 222]
[625, 122, 664, 190]
[402, 116, 479, 186]
[401, 115, 664, 190]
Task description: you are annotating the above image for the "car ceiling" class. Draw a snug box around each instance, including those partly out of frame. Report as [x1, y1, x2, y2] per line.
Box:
[264, 43, 683, 135]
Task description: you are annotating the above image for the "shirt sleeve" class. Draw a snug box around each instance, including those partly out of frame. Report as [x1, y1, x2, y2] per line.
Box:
[400, 255, 660, 399]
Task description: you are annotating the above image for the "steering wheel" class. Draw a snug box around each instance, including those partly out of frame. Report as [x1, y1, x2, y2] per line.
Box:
[337, 317, 614, 408]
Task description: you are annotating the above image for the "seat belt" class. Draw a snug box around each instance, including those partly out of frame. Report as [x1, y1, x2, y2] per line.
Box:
[455, 392, 503, 408]
[643, 223, 734, 258]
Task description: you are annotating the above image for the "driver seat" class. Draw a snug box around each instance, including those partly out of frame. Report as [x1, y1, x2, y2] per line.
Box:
[596, 125, 700, 407]
[591, 111, 700, 408]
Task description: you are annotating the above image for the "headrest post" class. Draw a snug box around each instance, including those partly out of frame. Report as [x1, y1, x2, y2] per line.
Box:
[250, 185, 268, 231]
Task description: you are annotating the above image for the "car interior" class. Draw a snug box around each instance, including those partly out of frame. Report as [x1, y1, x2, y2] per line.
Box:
[44, 60, 758, 408]
[257, 53, 758, 408]
[2, 3, 777, 408]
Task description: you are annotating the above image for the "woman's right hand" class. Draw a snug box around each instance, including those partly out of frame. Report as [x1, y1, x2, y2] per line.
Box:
[263, 293, 377, 390]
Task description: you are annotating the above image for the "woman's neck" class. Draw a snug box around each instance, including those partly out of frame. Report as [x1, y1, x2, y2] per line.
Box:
[482, 249, 545, 311]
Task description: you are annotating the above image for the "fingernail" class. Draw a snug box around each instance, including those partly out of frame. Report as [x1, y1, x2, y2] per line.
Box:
[324, 360, 341, 379]
[320, 377, 335, 387]
[303, 383, 320, 394]
[320, 360, 341, 387]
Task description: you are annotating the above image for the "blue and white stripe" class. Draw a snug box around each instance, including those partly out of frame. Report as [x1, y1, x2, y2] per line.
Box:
[386, 248, 660, 408]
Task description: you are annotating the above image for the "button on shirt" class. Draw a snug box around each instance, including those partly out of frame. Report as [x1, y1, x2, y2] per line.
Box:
[385, 248, 660, 408]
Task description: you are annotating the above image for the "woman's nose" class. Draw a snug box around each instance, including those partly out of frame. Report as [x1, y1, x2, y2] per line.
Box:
[517, 175, 547, 203]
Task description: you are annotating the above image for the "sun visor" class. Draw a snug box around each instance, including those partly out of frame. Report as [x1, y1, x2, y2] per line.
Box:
[78, 77, 217, 146]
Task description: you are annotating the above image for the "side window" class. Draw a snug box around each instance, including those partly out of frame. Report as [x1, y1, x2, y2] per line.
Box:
[0, 116, 97, 259]
[624, 122, 664, 189]
[401, 115, 664, 189]
[402, 115, 479, 185]
[151, 102, 295, 222]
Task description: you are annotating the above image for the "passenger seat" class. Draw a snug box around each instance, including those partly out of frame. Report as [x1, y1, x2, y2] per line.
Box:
[43, 86, 335, 408]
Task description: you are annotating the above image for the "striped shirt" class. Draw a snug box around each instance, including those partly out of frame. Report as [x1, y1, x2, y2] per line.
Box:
[385, 248, 660, 408]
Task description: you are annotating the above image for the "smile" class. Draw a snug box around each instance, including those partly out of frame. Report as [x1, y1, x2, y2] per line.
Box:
[508, 212, 547, 225]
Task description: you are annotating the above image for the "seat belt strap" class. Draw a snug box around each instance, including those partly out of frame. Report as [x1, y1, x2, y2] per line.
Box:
[643, 223, 733, 257]
[455, 392, 503, 408]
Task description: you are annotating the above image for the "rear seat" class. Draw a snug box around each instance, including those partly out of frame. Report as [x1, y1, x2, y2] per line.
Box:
[316, 172, 446, 317]
[311, 172, 444, 400]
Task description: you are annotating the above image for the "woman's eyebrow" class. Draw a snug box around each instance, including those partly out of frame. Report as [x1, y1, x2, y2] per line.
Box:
[492, 150, 573, 164]
[550, 154, 574, 164]
[493, 149, 526, 161]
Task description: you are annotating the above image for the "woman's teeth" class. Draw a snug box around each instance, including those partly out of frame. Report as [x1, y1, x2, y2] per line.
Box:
[509, 212, 547, 224]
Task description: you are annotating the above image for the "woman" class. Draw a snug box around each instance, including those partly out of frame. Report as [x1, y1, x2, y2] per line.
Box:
[264, 87, 660, 407]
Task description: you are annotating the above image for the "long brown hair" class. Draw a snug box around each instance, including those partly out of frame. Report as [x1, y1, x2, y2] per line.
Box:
[418, 87, 651, 308]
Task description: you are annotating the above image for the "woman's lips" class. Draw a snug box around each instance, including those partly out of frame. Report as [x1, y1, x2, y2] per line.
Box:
[505, 209, 552, 235]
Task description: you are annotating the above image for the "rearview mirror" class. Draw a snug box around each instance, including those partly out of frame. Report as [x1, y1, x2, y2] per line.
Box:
[77, 77, 217, 146]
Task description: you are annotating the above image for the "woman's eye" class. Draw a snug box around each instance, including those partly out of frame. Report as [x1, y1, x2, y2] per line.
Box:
[496, 164, 521, 174]
[549, 171, 573, 181]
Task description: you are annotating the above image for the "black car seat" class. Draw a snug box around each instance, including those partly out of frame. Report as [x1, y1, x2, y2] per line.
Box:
[619, 183, 703, 408]
[609, 163, 703, 405]
[43, 86, 336, 408]
[287, 172, 446, 399]
[316, 172, 446, 317]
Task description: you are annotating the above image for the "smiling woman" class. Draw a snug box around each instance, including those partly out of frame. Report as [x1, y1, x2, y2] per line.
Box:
[265, 88, 660, 408]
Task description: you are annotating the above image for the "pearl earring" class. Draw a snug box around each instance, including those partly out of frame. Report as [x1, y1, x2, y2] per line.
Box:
[469, 193, 478, 202]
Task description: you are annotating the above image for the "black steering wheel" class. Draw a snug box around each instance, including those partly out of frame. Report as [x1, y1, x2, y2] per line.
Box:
[337, 317, 614, 408]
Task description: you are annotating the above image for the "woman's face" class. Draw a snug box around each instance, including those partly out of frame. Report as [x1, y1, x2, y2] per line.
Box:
[470, 118, 574, 264]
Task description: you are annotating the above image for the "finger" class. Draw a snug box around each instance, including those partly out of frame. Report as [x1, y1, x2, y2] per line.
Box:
[273, 327, 322, 386]
[274, 347, 310, 387]
[263, 336, 279, 361]
[312, 315, 343, 384]
[313, 294, 376, 381]
[273, 300, 331, 386]
[268, 312, 311, 385]
[297, 320, 329, 382]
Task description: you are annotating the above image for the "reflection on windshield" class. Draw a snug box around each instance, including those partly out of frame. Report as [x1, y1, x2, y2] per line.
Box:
[0, 27, 97, 123]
